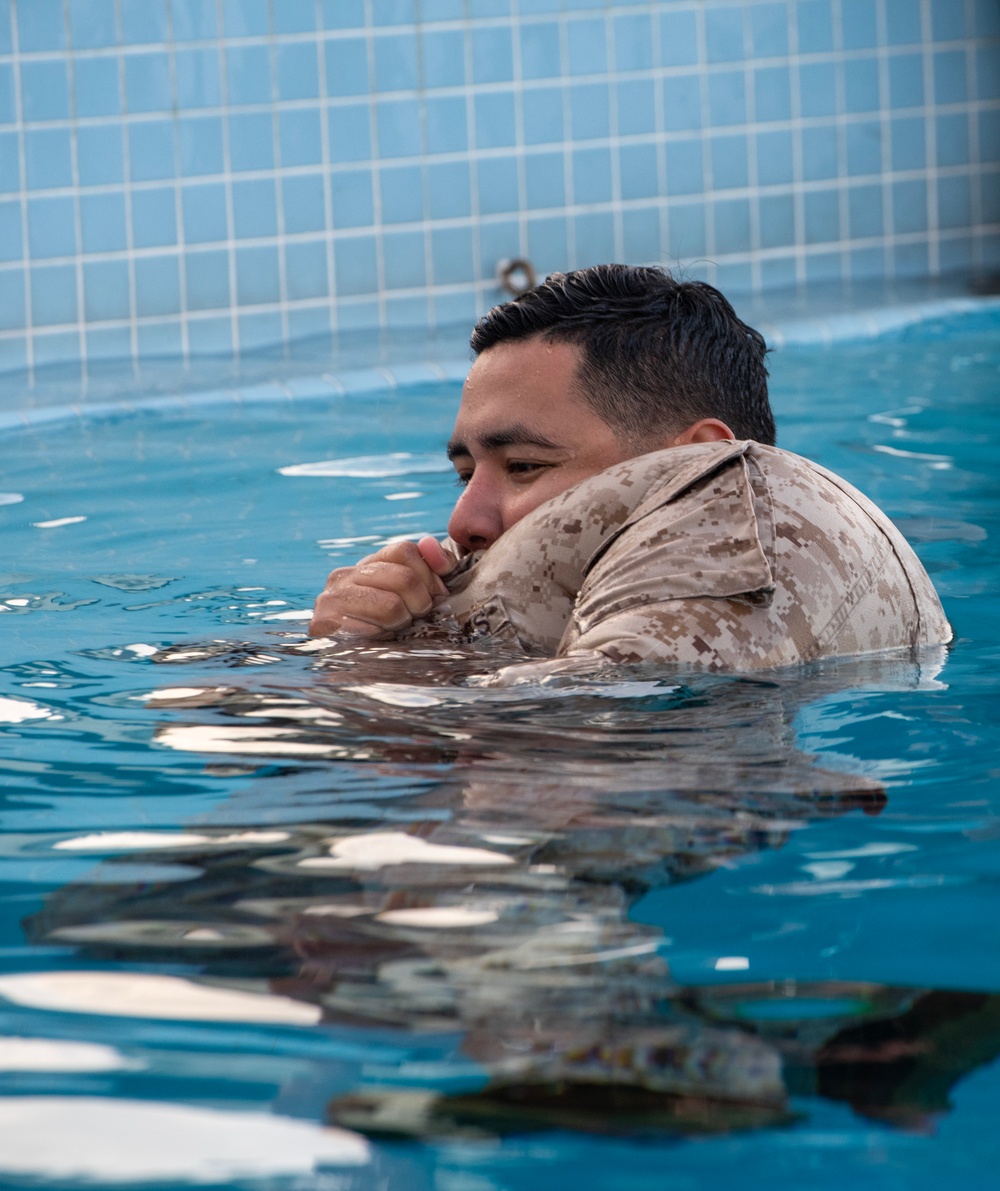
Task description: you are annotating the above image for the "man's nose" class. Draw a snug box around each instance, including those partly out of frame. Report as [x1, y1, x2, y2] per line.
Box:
[447, 477, 504, 553]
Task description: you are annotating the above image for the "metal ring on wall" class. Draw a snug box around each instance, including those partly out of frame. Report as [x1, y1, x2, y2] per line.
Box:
[497, 258, 538, 296]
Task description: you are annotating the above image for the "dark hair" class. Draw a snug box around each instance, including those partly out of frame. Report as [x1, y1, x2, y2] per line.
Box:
[470, 264, 775, 446]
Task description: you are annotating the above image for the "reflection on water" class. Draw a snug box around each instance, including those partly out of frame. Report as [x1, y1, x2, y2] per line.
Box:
[19, 639, 998, 1144]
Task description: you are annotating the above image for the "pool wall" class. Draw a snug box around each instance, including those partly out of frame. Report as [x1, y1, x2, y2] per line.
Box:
[0, 0, 997, 373]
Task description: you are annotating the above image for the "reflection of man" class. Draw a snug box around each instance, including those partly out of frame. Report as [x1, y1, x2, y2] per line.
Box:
[311, 265, 950, 677]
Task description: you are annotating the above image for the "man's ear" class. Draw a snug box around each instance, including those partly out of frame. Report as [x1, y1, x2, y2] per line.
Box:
[670, 418, 737, 446]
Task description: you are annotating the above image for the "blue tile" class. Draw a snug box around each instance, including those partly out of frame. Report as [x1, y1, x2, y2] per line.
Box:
[85, 260, 129, 323]
[520, 0, 564, 13]
[331, 168, 374, 228]
[891, 116, 926, 171]
[387, 291, 430, 326]
[570, 82, 611, 140]
[619, 142, 660, 199]
[276, 42, 320, 102]
[325, 38, 370, 99]
[176, 47, 222, 109]
[182, 182, 228, 243]
[185, 248, 230, 309]
[796, 0, 834, 52]
[885, 0, 922, 45]
[135, 254, 180, 316]
[802, 123, 838, 180]
[236, 244, 280, 304]
[979, 109, 1000, 160]
[285, 239, 329, 300]
[375, 32, 419, 92]
[754, 66, 791, 122]
[520, 23, 561, 80]
[125, 52, 173, 113]
[428, 159, 472, 218]
[804, 252, 843, 285]
[371, 0, 416, 26]
[226, 45, 273, 105]
[380, 163, 424, 222]
[761, 256, 798, 291]
[980, 173, 1000, 223]
[889, 54, 924, 108]
[132, 187, 176, 248]
[573, 147, 612, 204]
[758, 193, 795, 248]
[0, 199, 21, 261]
[799, 62, 837, 118]
[228, 111, 275, 171]
[843, 58, 880, 112]
[278, 109, 323, 167]
[573, 210, 615, 266]
[845, 120, 882, 176]
[232, 177, 277, 238]
[328, 103, 372, 163]
[750, 4, 788, 58]
[478, 218, 521, 278]
[79, 191, 127, 253]
[234, 311, 279, 350]
[665, 139, 703, 195]
[284, 173, 328, 233]
[334, 236, 378, 296]
[179, 115, 224, 175]
[73, 57, 122, 118]
[0, 131, 18, 191]
[848, 182, 883, 238]
[418, 0, 463, 20]
[938, 174, 972, 229]
[273, 0, 317, 34]
[937, 236, 973, 274]
[21, 61, 71, 122]
[711, 135, 748, 189]
[15, 0, 66, 52]
[473, 26, 516, 83]
[756, 129, 794, 186]
[137, 320, 183, 358]
[567, 19, 607, 76]
[893, 178, 926, 234]
[976, 46, 1000, 101]
[523, 85, 564, 143]
[421, 29, 467, 88]
[129, 119, 176, 181]
[527, 214, 568, 277]
[25, 128, 74, 189]
[431, 224, 472, 284]
[708, 70, 746, 127]
[32, 329, 83, 366]
[524, 151, 565, 209]
[715, 260, 755, 292]
[934, 50, 968, 104]
[935, 112, 970, 168]
[713, 197, 751, 254]
[187, 315, 233, 354]
[616, 79, 656, 136]
[840, 0, 878, 49]
[0, 272, 25, 331]
[803, 188, 839, 242]
[973, 0, 1000, 36]
[31, 263, 77, 325]
[377, 98, 422, 156]
[622, 205, 660, 262]
[469, 0, 511, 17]
[475, 91, 517, 148]
[223, 0, 270, 37]
[0, 63, 13, 125]
[930, 0, 966, 40]
[0, 3, 9, 54]
[321, 0, 364, 29]
[614, 14, 654, 72]
[893, 240, 929, 277]
[0, 336, 27, 370]
[77, 126, 124, 185]
[382, 228, 425, 289]
[121, 0, 168, 44]
[172, 0, 218, 40]
[659, 9, 699, 67]
[425, 95, 468, 154]
[705, 7, 745, 63]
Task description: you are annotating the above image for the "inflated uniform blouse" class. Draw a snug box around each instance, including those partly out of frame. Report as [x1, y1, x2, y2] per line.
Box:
[441, 440, 951, 674]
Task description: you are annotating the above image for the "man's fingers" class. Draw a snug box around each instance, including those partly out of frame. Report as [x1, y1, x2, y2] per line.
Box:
[354, 560, 440, 615]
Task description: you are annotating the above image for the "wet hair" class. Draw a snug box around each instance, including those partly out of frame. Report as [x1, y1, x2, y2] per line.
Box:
[470, 264, 775, 446]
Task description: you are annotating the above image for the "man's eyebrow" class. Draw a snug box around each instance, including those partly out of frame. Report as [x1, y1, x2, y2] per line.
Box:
[446, 423, 563, 460]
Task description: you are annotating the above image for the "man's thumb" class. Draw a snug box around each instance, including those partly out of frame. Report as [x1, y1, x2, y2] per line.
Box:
[417, 535, 458, 577]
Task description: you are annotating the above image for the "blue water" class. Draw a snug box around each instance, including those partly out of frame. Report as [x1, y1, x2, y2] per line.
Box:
[0, 313, 998, 1189]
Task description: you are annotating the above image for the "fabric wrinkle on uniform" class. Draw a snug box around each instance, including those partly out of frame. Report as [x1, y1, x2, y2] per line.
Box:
[441, 440, 951, 676]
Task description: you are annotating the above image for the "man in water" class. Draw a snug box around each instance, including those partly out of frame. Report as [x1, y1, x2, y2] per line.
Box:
[310, 265, 950, 679]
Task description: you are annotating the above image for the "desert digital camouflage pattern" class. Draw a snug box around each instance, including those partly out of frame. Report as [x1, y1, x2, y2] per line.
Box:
[443, 440, 951, 676]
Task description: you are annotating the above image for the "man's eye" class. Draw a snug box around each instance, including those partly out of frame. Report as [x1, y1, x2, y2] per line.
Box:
[455, 471, 472, 487]
[507, 461, 545, 476]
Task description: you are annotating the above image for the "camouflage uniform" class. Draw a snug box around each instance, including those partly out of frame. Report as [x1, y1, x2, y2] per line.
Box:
[443, 440, 951, 675]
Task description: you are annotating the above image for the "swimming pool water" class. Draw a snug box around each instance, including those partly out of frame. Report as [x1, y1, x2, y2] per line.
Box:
[1, 313, 999, 1189]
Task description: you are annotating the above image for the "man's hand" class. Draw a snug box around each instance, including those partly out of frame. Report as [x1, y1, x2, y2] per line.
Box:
[309, 536, 457, 639]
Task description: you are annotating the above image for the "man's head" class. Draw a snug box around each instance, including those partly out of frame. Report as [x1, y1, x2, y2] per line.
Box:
[446, 265, 774, 553]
